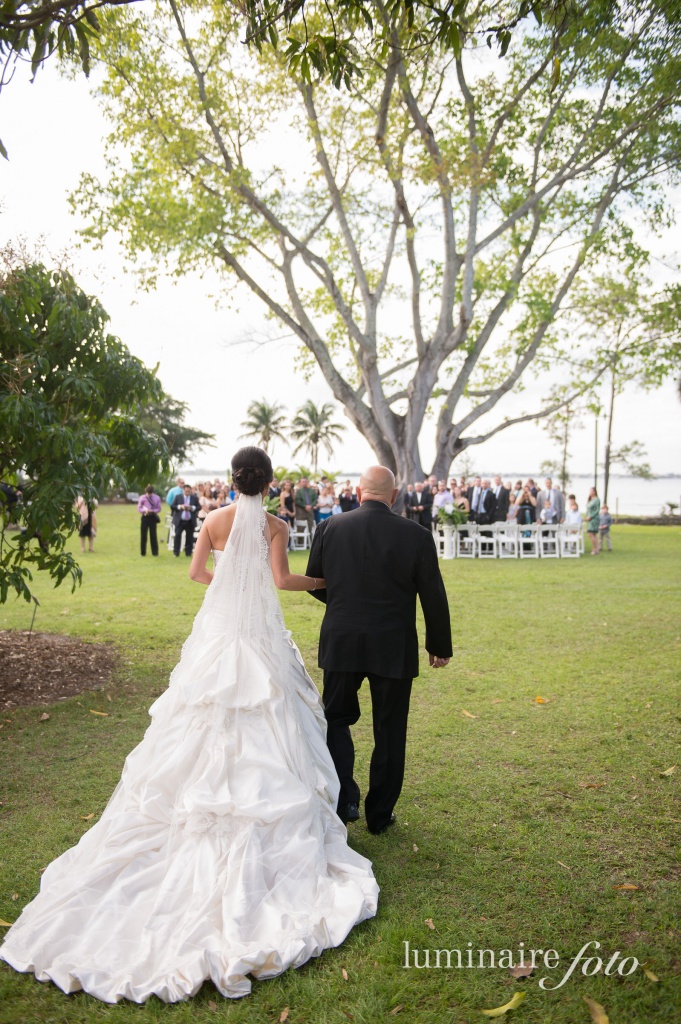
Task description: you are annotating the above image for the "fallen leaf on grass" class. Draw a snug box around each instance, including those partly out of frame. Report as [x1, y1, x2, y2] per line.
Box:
[612, 883, 639, 890]
[11, 893, 18, 900]
[578, 782, 606, 789]
[106, 694, 112, 702]
[341, 967, 348, 981]
[534, 695, 549, 703]
[39, 712, 50, 721]
[425, 918, 435, 930]
[388, 1006, 404, 1016]
[90, 710, 109, 717]
[660, 765, 676, 776]
[413, 844, 419, 852]
[583, 995, 609, 1024]
[508, 965, 534, 978]
[491, 699, 503, 704]
[0, 918, 13, 926]
[207, 1000, 217, 1011]
[642, 962, 659, 982]
[80, 813, 95, 820]
[279, 1009, 289, 1022]
[481, 991, 525, 1016]
[461, 709, 478, 719]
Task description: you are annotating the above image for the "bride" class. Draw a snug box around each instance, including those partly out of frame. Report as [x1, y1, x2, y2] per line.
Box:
[0, 447, 378, 1003]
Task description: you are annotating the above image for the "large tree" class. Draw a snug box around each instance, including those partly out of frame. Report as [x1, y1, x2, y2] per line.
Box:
[73, 0, 681, 491]
[0, 256, 169, 602]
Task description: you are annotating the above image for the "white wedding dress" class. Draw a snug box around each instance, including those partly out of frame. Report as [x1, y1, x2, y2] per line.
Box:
[0, 494, 378, 1003]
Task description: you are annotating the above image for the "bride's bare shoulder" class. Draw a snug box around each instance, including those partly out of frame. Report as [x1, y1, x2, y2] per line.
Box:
[205, 504, 237, 546]
[265, 512, 287, 535]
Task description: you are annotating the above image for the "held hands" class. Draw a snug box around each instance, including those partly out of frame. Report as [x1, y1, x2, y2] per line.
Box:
[429, 654, 450, 669]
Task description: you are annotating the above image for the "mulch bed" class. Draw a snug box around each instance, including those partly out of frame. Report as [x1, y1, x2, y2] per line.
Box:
[0, 631, 118, 711]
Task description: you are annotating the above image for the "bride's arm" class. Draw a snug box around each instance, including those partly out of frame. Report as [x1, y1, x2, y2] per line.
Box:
[188, 519, 214, 585]
[269, 517, 325, 591]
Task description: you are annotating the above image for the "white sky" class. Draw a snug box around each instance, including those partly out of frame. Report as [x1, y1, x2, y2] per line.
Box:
[2, 60, 680, 479]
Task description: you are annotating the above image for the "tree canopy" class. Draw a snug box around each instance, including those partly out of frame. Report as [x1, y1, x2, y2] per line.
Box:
[0, 255, 169, 602]
[73, 0, 681, 486]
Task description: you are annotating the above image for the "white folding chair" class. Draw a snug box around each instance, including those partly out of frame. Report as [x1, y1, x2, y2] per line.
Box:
[163, 514, 173, 546]
[456, 523, 478, 558]
[477, 524, 498, 559]
[291, 521, 311, 550]
[519, 523, 539, 558]
[432, 525, 445, 557]
[497, 522, 519, 559]
[539, 525, 559, 558]
[559, 526, 581, 558]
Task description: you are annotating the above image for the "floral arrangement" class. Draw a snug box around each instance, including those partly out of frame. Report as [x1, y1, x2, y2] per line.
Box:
[437, 503, 469, 527]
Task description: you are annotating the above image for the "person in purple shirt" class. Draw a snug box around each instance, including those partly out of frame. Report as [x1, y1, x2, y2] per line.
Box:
[137, 484, 162, 556]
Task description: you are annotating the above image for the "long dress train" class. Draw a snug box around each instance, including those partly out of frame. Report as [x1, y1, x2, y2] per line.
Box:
[0, 495, 378, 1003]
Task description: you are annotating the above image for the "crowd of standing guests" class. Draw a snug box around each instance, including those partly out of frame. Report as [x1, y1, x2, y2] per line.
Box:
[132, 473, 613, 558]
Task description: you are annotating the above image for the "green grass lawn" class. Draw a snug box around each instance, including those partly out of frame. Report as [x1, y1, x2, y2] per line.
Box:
[0, 506, 679, 1024]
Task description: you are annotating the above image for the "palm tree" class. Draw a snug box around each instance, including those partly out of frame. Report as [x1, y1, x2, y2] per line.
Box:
[239, 399, 288, 455]
[290, 401, 346, 473]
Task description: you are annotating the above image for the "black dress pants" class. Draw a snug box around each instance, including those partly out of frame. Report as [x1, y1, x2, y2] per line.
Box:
[322, 670, 412, 831]
[140, 516, 159, 556]
[174, 519, 194, 556]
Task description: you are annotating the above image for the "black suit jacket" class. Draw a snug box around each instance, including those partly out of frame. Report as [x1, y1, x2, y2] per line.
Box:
[407, 489, 433, 528]
[472, 488, 497, 525]
[306, 500, 452, 679]
[493, 486, 510, 521]
[171, 493, 200, 528]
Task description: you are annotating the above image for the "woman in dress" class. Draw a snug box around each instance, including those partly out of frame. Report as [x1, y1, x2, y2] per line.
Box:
[316, 485, 334, 522]
[197, 482, 217, 523]
[0, 447, 378, 1003]
[586, 486, 601, 555]
[75, 494, 96, 553]
[452, 486, 470, 515]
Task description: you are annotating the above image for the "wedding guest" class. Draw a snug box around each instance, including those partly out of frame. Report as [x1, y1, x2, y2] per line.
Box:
[171, 484, 200, 557]
[197, 483, 217, 523]
[493, 475, 510, 521]
[165, 476, 185, 508]
[599, 504, 613, 552]
[452, 486, 470, 514]
[536, 477, 565, 523]
[432, 481, 453, 519]
[75, 495, 96, 553]
[269, 478, 281, 499]
[586, 486, 601, 555]
[216, 489, 230, 507]
[408, 481, 432, 527]
[472, 479, 496, 525]
[516, 485, 537, 527]
[317, 486, 334, 522]
[467, 475, 482, 512]
[506, 497, 519, 522]
[538, 499, 558, 525]
[331, 496, 343, 516]
[295, 478, 317, 533]
[527, 478, 539, 498]
[565, 500, 583, 529]
[513, 480, 523, 499]
[340, 487, 359, 513]
[137, 484, 161, 557]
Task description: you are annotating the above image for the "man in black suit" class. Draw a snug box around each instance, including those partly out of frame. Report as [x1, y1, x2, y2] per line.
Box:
[472, 478, 496, 525]
[171, 484, 200, 556]
[407, 480, 433, 528]
[492, 475, 510, 522]
[306, 466, 452, 835]
[466, 476, 482, 518]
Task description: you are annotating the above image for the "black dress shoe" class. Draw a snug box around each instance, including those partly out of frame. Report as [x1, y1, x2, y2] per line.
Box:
[339, 802, 360, 824]
[367, 813, 396, 835]
[346, 802, 360, 822]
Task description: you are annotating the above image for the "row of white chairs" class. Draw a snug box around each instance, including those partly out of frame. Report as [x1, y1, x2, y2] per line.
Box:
[434, 522, 584, 559]
[164, 516, 317, 552]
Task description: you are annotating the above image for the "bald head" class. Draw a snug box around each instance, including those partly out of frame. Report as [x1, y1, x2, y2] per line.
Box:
[358, 466, 397, 506]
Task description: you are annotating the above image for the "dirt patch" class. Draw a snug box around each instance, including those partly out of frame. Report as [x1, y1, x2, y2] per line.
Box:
[0, 631, 118, 711]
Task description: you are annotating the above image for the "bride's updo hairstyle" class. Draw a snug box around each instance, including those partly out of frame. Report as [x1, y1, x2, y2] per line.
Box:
[231, 446, 273, 497]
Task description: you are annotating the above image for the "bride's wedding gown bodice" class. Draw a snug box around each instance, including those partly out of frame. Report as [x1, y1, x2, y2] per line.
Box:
[0, 495, 378, 1003]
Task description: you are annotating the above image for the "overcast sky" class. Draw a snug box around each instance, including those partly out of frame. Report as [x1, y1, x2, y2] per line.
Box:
[2, 59, 680, 479]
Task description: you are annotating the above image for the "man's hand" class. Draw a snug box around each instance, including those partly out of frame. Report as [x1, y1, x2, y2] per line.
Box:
[429, 654, 450, 668]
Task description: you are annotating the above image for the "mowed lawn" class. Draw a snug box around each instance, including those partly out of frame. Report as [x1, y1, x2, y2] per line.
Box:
[0, 505, 679, 1024]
